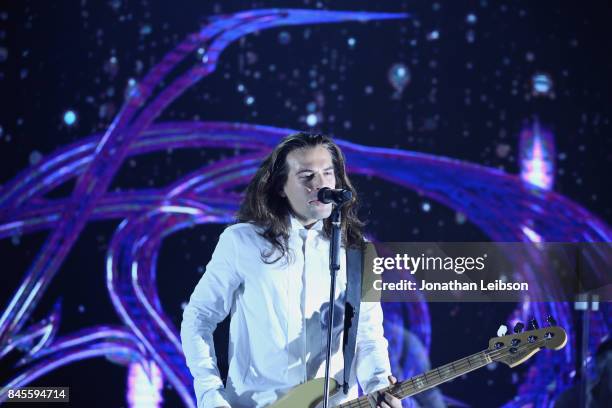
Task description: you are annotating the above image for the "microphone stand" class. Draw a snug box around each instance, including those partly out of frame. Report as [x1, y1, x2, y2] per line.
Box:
[322, 203, 342, 408]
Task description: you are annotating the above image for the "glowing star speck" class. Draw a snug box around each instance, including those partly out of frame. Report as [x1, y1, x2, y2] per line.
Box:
[519, 120, 555, 190]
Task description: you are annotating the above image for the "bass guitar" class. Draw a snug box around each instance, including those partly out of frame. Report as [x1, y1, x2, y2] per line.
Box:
[270, 318, 567, 408]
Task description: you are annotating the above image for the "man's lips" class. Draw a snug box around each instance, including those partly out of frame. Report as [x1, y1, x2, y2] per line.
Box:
[308, 199, 326, 206]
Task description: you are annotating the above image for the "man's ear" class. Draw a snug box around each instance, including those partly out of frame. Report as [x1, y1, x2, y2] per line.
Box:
[279, 189, 286, 198]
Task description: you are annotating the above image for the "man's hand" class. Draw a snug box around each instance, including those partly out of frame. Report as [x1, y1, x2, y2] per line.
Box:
[376, 375, 402, 408]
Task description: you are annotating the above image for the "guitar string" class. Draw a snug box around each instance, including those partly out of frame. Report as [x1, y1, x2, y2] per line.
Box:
[392, 335, 553, 399]
[338, 351, 491, 408]
[397, 336, 553, 395]
[336, 333, 556, 408]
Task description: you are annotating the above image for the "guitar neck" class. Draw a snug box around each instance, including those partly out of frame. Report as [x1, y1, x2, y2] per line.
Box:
[393, 349, 492, 398]
[338, 349, 492, 407]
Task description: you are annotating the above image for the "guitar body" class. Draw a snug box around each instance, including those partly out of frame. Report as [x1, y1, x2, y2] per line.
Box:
[269, 378, 344, 408]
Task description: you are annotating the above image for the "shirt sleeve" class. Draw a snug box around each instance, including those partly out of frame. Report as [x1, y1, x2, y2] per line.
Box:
[180, 228, 242, 408]
[355, 299, 392, 394]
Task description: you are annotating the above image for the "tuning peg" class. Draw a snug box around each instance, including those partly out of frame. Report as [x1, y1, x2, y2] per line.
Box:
[546, 315, 557, 326]
[513, 322, 524, 333]
[497, 324, 508, 337]
[528, 318, 539, 330]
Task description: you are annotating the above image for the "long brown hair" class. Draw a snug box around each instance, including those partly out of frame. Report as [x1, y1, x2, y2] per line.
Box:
[236, 132, 365, 263]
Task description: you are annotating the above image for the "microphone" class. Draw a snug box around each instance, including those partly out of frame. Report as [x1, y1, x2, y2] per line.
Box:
[317, 187, 352, 205]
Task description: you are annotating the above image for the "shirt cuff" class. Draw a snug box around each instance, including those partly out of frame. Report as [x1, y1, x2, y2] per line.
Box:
[200, 388, 230, 408]
[362, 373, 391, 395]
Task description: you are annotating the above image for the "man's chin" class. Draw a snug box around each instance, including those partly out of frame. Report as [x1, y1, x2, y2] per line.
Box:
[316, 207, 333, 219]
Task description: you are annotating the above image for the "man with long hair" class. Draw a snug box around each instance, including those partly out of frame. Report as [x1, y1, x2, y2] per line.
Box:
[181, 132, 400, 408]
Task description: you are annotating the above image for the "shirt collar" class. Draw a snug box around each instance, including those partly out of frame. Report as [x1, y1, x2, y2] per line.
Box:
[289, 214, 324, 232]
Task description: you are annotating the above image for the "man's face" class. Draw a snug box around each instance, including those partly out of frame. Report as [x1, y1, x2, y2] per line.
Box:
[281, 145, 337, 228]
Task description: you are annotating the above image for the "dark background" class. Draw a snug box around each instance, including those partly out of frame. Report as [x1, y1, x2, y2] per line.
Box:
[1, 1, 610, 407]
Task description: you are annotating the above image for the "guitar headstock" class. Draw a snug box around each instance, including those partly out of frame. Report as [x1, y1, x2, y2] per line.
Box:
[487, 317, 567, 367]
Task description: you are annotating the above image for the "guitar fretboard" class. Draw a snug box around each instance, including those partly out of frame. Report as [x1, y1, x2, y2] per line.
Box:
[337, 349, 492, 408]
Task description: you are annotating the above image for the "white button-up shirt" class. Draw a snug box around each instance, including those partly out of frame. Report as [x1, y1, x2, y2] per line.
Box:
[181, 216, 391, 408]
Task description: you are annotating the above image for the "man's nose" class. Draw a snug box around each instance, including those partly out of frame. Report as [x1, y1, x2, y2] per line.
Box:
[311, 173, 326, 190]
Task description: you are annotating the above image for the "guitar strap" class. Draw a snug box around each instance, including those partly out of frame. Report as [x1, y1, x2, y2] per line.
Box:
[342, 244, 363, 394]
